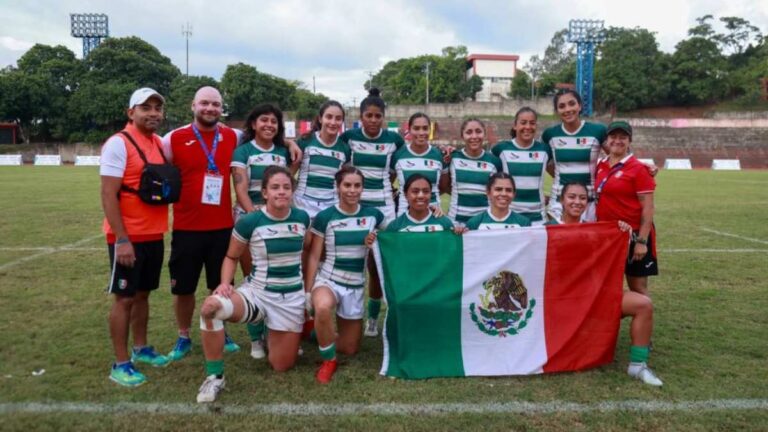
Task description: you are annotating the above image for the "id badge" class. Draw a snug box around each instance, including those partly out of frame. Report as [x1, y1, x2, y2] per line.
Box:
[201, 173, 223, 205]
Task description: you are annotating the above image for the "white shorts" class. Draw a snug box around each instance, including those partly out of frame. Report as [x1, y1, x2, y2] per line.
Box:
[312, 278, 365, 320]
[547, 199, 596, 223]
[237, 285, 305, 333]
[294, 195, 335, 220]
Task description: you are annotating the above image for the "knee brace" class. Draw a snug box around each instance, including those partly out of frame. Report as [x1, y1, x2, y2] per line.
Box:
[199, 295, 234, 332]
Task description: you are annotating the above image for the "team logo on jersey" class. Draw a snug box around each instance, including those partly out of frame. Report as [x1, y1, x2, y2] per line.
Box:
[406, 161, 416, 167]
[576, 138, 590, 146]
[425, 225, 437, 232]
[425, 160, 435, 167]
[477, 162, 488, 169]
[374, 144, 386, 152]
[469, 271, 536, 337]
[615, 171, 624, 178]
[265, 228, 279, 236]
[458, 160, 469, 167]
[529, 152, 539, 159]
[556, 139, 568, 147]
[184, 140, 196, 146]
[356, 218, 367, 226]
[507, 153, 520, 160]
[287, 224, 301, 233]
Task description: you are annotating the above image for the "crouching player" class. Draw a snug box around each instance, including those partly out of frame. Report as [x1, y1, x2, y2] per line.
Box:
[196, 166, 310, 403]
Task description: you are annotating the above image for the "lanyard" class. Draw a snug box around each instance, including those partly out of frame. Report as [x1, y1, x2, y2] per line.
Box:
[192, 124, 220, 173]
[596, 162, 624, 199]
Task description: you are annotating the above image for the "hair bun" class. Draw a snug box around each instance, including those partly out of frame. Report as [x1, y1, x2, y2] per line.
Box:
[368, 87, 381, 98]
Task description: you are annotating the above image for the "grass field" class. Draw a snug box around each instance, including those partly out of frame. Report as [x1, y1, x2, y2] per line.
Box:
[0, 167, 767, 431]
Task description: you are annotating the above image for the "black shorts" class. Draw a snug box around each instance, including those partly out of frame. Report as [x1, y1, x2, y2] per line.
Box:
[169, 228, 232, 295]
[625, 229, 658, 277]
[107, 240, 164, 297]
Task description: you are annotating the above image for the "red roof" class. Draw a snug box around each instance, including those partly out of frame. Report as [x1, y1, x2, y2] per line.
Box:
[466, 54, 520, 62]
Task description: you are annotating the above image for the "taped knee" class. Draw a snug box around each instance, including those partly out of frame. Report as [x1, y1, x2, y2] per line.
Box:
[199, 295, 234, 332]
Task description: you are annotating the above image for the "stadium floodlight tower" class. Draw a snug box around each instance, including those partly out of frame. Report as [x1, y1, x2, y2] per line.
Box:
[70, 13, 109, 58]
[567, 19, 605, 117]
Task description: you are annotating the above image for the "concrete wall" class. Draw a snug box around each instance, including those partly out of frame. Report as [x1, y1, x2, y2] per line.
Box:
[385, 99, 554, 118]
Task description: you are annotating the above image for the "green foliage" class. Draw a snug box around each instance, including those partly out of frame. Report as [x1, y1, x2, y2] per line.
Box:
[508, 69, 531, 98]
[367, 46, 482, 103]
[526, 29, 575, 95]
[594, 27, 671, 111]
[670, 37, 727, 104]
[220, 63, 295, 118]
[290, 88, 329, 120]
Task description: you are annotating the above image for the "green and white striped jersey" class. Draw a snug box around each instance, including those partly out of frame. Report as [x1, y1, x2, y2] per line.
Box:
[385, 212, 454, 233]
[448, 149, 502, 223]
[541, 121, 606, 200]
[390, 144, 444, 215]
[341, 128, 405, 208]
[465, 208, 532, 230]
[311, 205, 385, 289]
[295, 133, 351, 202]
[233, 207, 310, 293]
[491, 139, 551, 222]
[230, 141, 291, 205]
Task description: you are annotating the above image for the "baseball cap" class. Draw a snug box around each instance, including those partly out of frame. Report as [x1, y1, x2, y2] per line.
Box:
[128, 88, 165, 108]
[606, 120, 632, 137]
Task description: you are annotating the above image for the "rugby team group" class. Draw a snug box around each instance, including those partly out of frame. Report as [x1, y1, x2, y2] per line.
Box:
[100, 84, 662, 404]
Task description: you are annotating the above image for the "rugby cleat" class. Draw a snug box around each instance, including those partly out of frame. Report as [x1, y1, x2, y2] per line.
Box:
[167, 336, 192, 362]
[132, 346, 170, 367]
[109, 362, 146, 387]
[196, 375, 226, 403]
[364, 318, 379, 337]
[315, 359, 338, 384]
[250, 340, 266, 360]
[223, 333, 241, 353]
[628, 362, 663, 386]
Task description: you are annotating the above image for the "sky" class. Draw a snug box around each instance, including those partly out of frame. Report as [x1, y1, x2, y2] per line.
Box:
[1, 0, 767, 105]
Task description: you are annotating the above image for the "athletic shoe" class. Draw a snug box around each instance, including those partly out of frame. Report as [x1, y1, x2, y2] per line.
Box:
[250, 340, 266, 359]
[364, 318, 378, 337]
[167, 337, 192, 362]
[132, 346, 170, 367]
[628, 362, 663, 386]
[224, 333, 240, 353]
[315, 359, 338, 384]
[109, 362, 146, 387]
[196, 375, 226, 403]
[297, 346, 304, 356]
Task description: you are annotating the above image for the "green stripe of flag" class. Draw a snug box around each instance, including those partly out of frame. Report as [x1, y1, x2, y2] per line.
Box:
[377, 231, 465, 378]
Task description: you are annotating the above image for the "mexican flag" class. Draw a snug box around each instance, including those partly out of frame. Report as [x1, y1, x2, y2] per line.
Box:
[373, 223, 628, 379]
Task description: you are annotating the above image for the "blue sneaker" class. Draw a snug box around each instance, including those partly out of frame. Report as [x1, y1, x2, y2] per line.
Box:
[109, 362, 146, 387]
[132, 346, 170, 367]
[167, 337, 192, 362]
[224, 333, 240, 353]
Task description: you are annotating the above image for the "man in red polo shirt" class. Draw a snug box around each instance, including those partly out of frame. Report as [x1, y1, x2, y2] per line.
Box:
[101, 88, 170, 387]
[162, 86, 302, 361]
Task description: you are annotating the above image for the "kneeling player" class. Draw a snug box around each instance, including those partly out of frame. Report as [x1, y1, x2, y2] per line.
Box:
[305, 166, 387, 383]
[196, 166, 310, 403]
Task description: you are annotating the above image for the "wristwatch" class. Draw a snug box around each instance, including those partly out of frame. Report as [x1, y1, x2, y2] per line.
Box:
[635, 237, 648, 245]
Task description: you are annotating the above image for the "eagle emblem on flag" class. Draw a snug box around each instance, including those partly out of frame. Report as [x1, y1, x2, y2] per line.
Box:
[470, 271, 536, 337]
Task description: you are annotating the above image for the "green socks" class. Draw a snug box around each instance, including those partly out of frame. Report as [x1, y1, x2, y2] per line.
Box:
[319, 343, 336, 361]
[205, 359, 224, 377]
[368, 298, 382, 320]
[247, 322, 266, 342]
[629, 345, 650, 364]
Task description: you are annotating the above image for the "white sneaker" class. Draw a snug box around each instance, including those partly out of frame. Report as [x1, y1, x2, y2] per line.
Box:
[250, 340, 266, 360]
[196, 375, 226, 403]
[628, 362, 663, 386]
[364, 318, 379, 337]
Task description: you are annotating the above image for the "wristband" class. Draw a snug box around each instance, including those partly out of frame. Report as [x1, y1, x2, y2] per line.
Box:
[116, 237, 130, 245]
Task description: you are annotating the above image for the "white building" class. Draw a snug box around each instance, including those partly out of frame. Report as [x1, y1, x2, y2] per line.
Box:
[466, 54, 519, 102]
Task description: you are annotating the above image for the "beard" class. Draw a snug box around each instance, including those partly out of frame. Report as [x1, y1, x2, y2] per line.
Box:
[195, 113, 220, 128]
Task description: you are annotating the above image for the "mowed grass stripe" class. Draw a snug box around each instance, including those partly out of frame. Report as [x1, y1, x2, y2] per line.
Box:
[2, 399, 768, 416]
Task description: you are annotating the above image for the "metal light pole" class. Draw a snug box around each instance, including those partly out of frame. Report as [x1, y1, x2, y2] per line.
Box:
[567, 19, 605, 117]
[182, 23, 193, 76]
[70, 13, 109, 58]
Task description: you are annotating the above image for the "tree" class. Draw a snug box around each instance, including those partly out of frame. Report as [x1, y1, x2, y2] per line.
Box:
[717, 16, 763, 56]
[289, 88, 329, 120]
[669, 37, 727, 104]
[531, 29, 576, 95]
[508, 69, 531, 98]
[220, 63, 297, 119]
[594, 27, 670, 111]
[66, 37, 181, 142]
[0, 44, 82, 142]
[366, 46, 482, 103]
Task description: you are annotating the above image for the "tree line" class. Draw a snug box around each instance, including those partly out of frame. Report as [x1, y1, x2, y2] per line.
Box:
[510, 15, 768, 112]
[0, 37, 328, 143]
